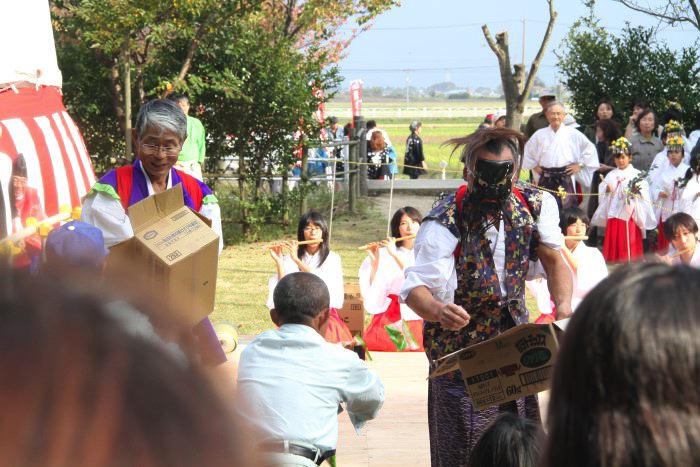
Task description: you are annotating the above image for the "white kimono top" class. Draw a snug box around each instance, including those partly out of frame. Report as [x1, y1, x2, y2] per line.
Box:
[592, 165, 657, 230]
[267, 250, 344, 310]
[523, 125, 599, 190]
[680, 175, 700, 227]
[650, 161, 689, 222]
[358, 246, 420, 320]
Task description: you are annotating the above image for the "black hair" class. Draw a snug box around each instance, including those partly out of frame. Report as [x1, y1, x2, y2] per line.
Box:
[629, 97, 649, 111]
[559, 207, 590, 235]
[468, 413, 544, 467]
[662, 106, 684, 126]
[273, 272, 330, 324]
[297, 211, 330, 265]
[390, 207, 422, 247]
[544, 263, 700, 467]
[594, 98, 616, 120]
[663, 212, 698, 239]
[595, 119, 622, 143]
[169, 93, 189, 104]
[634, 108, 657, 134]
[366, 120, 377, 131]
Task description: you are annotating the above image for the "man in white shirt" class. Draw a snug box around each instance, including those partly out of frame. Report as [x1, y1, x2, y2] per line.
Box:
[236, 272, 384, 466]
[523, 102, 599, 210]
[400, 127, 572, 466]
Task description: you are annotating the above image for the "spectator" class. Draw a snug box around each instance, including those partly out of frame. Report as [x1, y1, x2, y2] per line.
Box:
[629, 108, 663, 171]
[44, 220, 109, 272]
[328, 116, 345, 175]
[623, 97, 650, 139]
[581, 98, 616, 144]
[493, 112, 506, 128]
[544, 262, 700, 467]
[468, 413, 544, 467]
[367, 130, 393, 179]
[524, 93, 556, 139]
[237, 272, 384, 466]
[171, 94, 207, 181]
[0, 269, 247, 467]
[403, 121, 427, 179]
[523, 101, 599, 210]
[680, 152, 700, 226]
[483, 113, 495, 128]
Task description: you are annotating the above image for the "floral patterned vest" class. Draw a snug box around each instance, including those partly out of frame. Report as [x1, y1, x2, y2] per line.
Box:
[424, 181, 544, 361]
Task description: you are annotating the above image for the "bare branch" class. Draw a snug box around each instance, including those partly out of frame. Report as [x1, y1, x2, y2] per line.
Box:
[481, 25, 504, 61]
[616, 0, 699, 29]
[522, 0, 557, 100]
[691, 0, 700, 28]
[167, 13, 215, 94]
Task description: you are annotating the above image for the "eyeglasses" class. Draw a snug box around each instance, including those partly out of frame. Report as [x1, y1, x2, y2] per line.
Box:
[140, 143, 181, 156]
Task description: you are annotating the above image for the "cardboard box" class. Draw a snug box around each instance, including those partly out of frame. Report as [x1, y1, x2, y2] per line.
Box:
[107, 184, 219, 326]
[430, 323, 563, 410]
[339, 283, 365, 335]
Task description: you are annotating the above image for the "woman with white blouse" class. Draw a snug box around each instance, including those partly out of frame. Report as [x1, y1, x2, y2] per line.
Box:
[267, 211, 353, 344]
[359, 207, 423, 352]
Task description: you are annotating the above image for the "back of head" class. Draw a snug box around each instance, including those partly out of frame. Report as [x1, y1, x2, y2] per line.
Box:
[135, 99, 187, 142]
[545, 262, 700, 467]
[273, 272, 330, 325]
[44, 220, 109, 271]
[366, 120, 377, 130]
[369, 130, 386, 151]
[468, 413, 544, 467]
[0, 269, 246, 467]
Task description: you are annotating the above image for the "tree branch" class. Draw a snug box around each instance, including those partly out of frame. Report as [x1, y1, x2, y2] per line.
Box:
[481, 25, 504, 61]
[522, 0, 557, 100]
[167, 12, 215, 94]
[616, 0, 699, 29]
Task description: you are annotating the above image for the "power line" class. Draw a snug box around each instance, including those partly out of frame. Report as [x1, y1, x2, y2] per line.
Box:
[340, 64, 558, 73]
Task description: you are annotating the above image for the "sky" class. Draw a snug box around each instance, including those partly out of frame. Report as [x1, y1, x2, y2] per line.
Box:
[337, 0, 699, 90]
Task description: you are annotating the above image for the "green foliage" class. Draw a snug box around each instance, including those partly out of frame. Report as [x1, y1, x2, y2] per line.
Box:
[557, 16, 700, 129]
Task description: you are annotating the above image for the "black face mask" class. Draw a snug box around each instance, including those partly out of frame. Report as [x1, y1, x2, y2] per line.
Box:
[463, 158, 515, 230]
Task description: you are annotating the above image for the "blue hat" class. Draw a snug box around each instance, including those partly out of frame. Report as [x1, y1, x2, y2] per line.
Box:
[45, 220, 109, 266]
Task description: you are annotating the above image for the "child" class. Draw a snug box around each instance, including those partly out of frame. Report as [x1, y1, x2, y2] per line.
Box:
[658, 212, 700, 267]
[467, 413, 544, 467]
[268, 211, 353, 344]
[238, 272, 384, 466]
[592, 137, 656, 261]
[358, 207, 423, 351]
[680, 152, 700, 227]
[651, 135, 689, 252]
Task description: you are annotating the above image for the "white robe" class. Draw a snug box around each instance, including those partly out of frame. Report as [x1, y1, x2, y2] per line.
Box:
[523, 125, 599, 190]
[680, 175, 700, 227]
[267, 250, 345, 310]
[358, 246, 420, 320]
[647, 148, 692, 186]
[591, 165, 656, 230]
[81, 164, 223, 252]
[650, 161, 689, 222]
[669, 241, 700, 267]
[526, 242, 608, 313]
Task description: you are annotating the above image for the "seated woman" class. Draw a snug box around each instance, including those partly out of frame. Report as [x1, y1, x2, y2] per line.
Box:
[544, 262, 700, 467]
[81, 99, 225, 367]
[267, 211, 353, 345]
[9, 154, 45, 270]
[658, 212, 700, 267]
[359, 206, 423, 351]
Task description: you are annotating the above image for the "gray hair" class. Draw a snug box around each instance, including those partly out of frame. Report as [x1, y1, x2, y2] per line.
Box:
[544, 101, 567, 114]
[134, 99, 187, 142]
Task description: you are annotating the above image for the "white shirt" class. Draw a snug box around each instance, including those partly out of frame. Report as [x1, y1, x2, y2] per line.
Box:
[81, 164, 223, 252]
[592, 165, 657, 230]
[681, 175, 700, 226]
[523, 125, 599, 189]
[648, 148, 692, 185]
[400, 191, 563, 303]
[358, 246, 420, 320]
[267, 250, 344, 309]
[236, 324, 384, 452]
[651, 161, 689, 222]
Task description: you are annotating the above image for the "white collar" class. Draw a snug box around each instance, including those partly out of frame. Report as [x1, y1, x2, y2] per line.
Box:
[138, 160, 172, 196]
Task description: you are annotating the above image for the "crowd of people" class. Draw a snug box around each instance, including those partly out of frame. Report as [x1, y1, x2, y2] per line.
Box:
[2, 95, 700, 467]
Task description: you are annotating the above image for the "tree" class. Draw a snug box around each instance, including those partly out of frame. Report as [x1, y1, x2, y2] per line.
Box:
[586, 0, 700, 33]
[481, 0, 557, 130]
[557, 14, 700, 129]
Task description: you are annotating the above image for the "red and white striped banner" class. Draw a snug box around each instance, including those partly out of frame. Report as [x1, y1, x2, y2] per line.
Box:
[0, 86, 95, 236]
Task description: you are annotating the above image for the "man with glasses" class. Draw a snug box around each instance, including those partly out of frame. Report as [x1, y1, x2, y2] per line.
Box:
[81, 99, 226, 367]
[523, 101, 599, 210]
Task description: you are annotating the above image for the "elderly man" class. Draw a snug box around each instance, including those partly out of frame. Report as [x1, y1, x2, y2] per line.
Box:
[81, 99, 225, 366]
[524, 93, 556, 139]
[401, 128, 572, 466]
[523, 101, 599, 210]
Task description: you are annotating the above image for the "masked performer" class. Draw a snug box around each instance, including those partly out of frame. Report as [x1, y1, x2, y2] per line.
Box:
[401, 128, 573, 467]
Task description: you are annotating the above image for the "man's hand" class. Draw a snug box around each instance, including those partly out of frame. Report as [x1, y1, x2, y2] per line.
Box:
[565, 163, 582, 175]
[436, 303, 470, 331]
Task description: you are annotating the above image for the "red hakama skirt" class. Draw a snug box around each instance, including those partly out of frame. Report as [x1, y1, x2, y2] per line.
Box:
[362, 294, 424, 352]
[603, 217, 643, 262]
